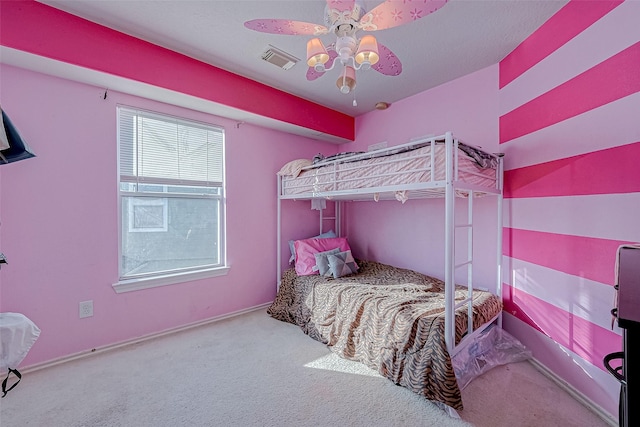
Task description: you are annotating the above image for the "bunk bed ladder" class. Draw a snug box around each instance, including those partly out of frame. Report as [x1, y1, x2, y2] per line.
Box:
[448, 190, 475, 353]
[318, 201, 342, 237]
[444, 132, 479, 354]
[454, 190, 475, 339]
[444, 132, 504, 354]
[277, 174, 283, 290]
[444, 132, 456, 354]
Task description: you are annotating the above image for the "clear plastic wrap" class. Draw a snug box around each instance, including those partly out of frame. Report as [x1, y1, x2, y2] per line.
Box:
[452, 325, 532, 390]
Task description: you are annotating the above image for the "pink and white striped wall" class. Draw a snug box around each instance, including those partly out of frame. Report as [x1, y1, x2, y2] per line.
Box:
[499, 0, 640, 416]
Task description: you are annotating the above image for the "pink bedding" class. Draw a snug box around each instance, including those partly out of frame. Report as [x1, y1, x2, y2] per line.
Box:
[281, 143, 498, 197]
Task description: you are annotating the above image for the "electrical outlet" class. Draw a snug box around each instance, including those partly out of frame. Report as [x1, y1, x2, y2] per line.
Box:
[79, 300, 93, 318]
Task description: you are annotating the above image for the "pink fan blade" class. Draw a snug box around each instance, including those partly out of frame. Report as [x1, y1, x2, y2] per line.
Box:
[325, 0, 356, 13]
[372, 43, 402, 76]
[360, 0, 448, 31]
[306, 49, 339, 81]
[244, 19, 328, 36]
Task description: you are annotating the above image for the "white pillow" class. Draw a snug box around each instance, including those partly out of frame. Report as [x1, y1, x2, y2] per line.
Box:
[276, 159, 313, 178]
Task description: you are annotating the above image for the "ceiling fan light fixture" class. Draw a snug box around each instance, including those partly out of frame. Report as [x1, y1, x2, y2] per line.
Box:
[336, 66, 356, 94]
[306, 38, 329, 69]
[355, 35, 379, 68]
[336, 36, 357, 62]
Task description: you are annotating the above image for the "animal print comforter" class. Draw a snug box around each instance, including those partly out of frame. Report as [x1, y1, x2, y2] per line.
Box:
[267, 260, 502, 410]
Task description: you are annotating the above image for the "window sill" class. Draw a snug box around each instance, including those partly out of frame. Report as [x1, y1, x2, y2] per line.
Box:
[112, 266, 231, 293]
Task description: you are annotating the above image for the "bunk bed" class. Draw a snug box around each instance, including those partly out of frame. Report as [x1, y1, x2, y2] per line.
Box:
[271, 132, 504, 411]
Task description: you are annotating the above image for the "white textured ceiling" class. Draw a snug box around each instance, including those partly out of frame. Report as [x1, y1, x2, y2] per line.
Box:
[35, 0, 567, 118]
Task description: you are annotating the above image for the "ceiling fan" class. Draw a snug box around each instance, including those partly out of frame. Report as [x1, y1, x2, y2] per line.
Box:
[245, 0, 448, 99]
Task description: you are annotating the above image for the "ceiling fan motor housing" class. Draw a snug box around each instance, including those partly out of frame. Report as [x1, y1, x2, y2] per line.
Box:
[336, 36, 357, 64]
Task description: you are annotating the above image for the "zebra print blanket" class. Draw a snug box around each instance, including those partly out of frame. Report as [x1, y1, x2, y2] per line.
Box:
[267, 260, 502, 410]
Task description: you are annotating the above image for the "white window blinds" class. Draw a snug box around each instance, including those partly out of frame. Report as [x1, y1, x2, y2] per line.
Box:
[118, 107, 224, 187]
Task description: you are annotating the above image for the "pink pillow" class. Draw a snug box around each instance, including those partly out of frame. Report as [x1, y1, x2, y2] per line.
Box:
[294, 237, 352, 276]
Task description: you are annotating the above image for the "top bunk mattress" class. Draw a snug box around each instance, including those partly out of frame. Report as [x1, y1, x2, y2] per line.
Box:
[279, 137, 501, 200]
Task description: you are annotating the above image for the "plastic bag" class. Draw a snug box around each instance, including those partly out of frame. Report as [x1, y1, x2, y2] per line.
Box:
[0, 312, 40, 396]
[0, 312, 40, 371]
[452, 324, 531, 390]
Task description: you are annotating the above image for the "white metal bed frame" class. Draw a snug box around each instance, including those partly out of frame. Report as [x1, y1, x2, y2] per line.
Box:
[276, 131, 504, 355]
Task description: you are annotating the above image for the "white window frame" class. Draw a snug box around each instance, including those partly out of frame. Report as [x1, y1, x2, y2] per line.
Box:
[113, 106, 229, 293]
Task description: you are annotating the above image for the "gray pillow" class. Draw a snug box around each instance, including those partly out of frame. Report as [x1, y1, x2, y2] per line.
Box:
[327, 250, 359, 278]
[313, 248, 341, 276]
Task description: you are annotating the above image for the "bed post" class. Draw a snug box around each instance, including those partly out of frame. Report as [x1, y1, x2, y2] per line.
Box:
[444, 131, 455, 354]
[496, 155, 504, 329]
[277, 174, 282, 291]
[466, 190, 474, 338]
[336, 201, 342, 237]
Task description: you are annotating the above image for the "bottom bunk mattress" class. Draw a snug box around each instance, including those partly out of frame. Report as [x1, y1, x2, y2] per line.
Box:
[267, 260, 502, 410]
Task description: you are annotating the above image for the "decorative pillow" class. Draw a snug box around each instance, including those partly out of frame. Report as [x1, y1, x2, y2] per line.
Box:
[313, 248, 341, 276]
[327, 250, 359, 278]
[288, 230, 336, 264]
[276, 159, 313, 178]
[294, 237, 351, 276]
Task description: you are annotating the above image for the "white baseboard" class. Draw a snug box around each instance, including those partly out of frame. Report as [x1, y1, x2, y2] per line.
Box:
[21, 302, 272, 374]
[528, 358, 618, 427]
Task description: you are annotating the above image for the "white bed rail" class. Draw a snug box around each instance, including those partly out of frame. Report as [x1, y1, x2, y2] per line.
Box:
[443, 133, 504, 355]
[279, 132, 502, 202]
[444, 133, 456, 354]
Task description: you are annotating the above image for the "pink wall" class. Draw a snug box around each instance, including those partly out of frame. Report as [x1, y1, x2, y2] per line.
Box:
[0, 64, 333, 367]
[344, 65, 501, 289]
[499, 0, 640, 416]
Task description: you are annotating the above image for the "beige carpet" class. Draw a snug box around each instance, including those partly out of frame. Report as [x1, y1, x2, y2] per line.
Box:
[460, 359, 612, 427]
[0, 309, 611, 427]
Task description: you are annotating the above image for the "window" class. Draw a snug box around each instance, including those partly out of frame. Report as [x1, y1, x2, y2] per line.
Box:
[115, 106, 227, 292]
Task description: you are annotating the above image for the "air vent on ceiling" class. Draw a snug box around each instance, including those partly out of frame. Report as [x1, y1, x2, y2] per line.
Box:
[261, 45, 299, 70]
